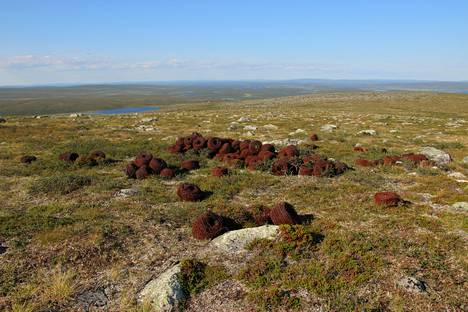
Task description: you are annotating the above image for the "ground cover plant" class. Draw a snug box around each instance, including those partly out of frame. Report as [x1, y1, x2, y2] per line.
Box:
[0, 91, 467, 311]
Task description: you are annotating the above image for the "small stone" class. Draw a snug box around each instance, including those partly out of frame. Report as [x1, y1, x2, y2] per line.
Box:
[139, 264, 186, 311]
[243, 125, 257, 131]
[0, 117, 6, 123]
[141, 117, 158, 122]
[209, 225, 279, 253]
[263, 124, 278, 130]
[462, 156, 468, 164]
[116, 188, 138, 198]
[358, 129, 377, 136]
[238, 117, 251, 122]
[77, 289, 108, 309]
[69, 113, 82, 118]
[448, 172, 466, 179]
[320, 124, 337, 132]
[228, 122, 241, 130]
[451, 202, 468, 211]
[397, 276, 427, 293]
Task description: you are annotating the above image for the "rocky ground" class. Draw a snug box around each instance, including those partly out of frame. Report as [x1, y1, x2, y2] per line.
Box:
[0, 91, 467, 311]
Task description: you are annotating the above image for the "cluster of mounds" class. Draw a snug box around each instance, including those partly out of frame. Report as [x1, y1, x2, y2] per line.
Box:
[20, 155, 37, 164]
[58, 150, 108, 166]
[124, 152, 183, 180]
[167, 132, 349, 177]
[191, 202, 301, 240]
[356, 152, 433, 168]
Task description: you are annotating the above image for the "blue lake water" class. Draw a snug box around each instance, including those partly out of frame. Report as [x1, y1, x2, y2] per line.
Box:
[93, 106, 160, 115]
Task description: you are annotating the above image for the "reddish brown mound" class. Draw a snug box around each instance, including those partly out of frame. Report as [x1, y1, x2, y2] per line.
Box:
[260, 144, 275, 152]
[231, 140, 241, 151]
[135, 165, 150, 180]
[303, 154, 326, 164]
[177, 183, 205, 201]
[180, 159, 200, 170]
[192, 136, 207, 150]
[218, 143, 233, 155]
[271, 158, 291, 176]
[298, 166, 314, 176]
[134, 152, 153, 167]
[353, 146, 368, 152]
[402, 153, 428, 164]
[383, 155, 402, 165]
[59, 152, 79, 162]
[183, 136, 194, 148]
[239, 140, 251, 151]
[334, 161, 349, 175]
[212, 166, 229, 177]
[374, 192, 402, 207]
[270, 202, 300, 225]
[355, 158, 382, 167]
[89, 150, 106, 160]
[312, 160, 335, 177]
[160, 168, 176, 178]
[207, 137, 224, 152]
[310, 133, 319, 141]
[248, 205, 272, 225]
[124, 162, 138, 179]
[20, 155, 37, 164]
[168, 143, 185, 154]
[278, 145, 299, 159]
[248, 140, 262, 155]
[149, 158, 167, 174]
[192, 212, 225, 240]
[247, 157, 263, 171]
[258, 150, 276, 161]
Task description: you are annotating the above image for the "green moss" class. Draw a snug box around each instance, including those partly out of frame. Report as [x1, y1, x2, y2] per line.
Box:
[29, 174, 92, 195]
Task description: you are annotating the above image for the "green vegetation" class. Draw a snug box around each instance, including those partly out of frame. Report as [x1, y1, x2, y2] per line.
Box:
[0, 91, 466, 311]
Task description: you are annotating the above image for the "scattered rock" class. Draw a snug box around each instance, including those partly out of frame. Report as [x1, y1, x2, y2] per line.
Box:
[115, 188, 138, 198]
[462, 156, 468, 164]
[358, 129, 376, 136]
[289, 129, 306, 136]
[209, 225, 279, 253]
[228, 122, 241, 130]
[320, 124, 337, 132]
[0, 244, 7, 255]
[141, 117, 158, 122]
[451, 202, 468, 211]
[139, 264, 186, 311]
[136, 125, 156, 131]
[419, 147, 452, 165]
[397, 276, 427, 294]
[243, 125, 257, 131]
[0, 117, 6, 123]
[447, 172, 466, 179]
[69, 113, 82, 118]
[76, 289, 108, 309]
[263, 124, 278, 130]
[238, 117, 251, 122]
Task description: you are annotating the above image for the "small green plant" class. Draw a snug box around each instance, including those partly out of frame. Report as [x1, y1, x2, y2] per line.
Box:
[178, 259, 229, 296]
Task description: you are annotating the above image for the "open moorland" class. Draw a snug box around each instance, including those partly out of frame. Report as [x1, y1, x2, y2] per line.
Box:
[0, 91, 467, 311]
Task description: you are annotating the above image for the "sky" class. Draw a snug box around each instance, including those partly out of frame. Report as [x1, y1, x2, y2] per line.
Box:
[0, 0, 467, 85]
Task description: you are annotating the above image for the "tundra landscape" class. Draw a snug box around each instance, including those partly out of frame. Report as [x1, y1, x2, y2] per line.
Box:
[0, 91, 467, 311]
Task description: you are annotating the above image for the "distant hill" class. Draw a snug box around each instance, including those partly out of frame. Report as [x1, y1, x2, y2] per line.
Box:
[0, 79, 467, 115]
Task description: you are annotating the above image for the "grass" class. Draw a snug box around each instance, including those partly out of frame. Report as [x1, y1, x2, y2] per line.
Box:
[0, 91, 466, 311]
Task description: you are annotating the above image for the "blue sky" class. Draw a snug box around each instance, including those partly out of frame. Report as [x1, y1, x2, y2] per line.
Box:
[1, 0, 467, 85]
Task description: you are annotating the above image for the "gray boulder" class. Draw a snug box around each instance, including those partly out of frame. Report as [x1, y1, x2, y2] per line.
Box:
[209, 225, 279, 254]
[139, 264, 186, 311]
[320, 124, 337, 132]
[419, 146, 452, 165]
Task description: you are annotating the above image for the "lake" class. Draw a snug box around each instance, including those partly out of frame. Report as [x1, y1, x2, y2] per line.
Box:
[93, 106, 160, 115]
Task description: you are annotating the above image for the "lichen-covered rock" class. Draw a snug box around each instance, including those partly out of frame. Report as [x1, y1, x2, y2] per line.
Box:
[358, 129, 376, 136]
[320, 124, 337, 132]
[270, 202, 300, 225]
[209, 225, 279, 253]
[419, 146, 452, 165]
[139, 264, 186, 311]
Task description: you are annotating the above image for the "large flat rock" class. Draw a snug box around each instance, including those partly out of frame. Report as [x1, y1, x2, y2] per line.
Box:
[209, 225, 279, 253]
